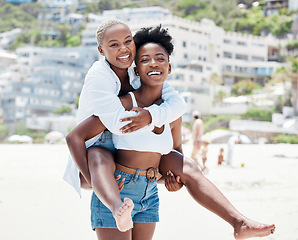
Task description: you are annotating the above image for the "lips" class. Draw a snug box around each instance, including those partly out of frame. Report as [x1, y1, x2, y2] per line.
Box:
[117, 54, 130, 62]
[147, 71, 162, 76]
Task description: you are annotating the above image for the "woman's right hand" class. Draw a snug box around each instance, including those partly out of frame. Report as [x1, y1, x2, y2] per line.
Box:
[115, 175, 125, 192]
[165, 170, 183, 192]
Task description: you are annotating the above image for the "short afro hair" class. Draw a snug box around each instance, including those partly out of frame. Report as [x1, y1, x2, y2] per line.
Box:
[96, 19, 126, 46]
[133, 25, 174, 60]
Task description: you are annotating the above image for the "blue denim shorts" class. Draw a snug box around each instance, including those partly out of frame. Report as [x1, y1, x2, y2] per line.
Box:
[91, 166, 160, 229]
[88, 130, 115, 154]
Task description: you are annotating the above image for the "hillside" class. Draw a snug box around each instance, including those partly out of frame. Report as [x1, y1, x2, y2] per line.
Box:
[0, 0, 294, 48]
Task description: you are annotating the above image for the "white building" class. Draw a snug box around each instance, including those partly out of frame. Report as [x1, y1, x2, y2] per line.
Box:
[1, 46, 97, 129]
[0, 28, 22, 50]
[289, 0, 298, 10]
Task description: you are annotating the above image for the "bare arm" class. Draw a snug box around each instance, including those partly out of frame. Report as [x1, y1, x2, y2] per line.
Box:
[170, 117, 183, 155]
[163, 117, 184, 192]
[66, 116, 106, 186]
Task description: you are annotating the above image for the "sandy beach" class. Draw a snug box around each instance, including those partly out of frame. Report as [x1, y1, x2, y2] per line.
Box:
[0, 143, 297, 240]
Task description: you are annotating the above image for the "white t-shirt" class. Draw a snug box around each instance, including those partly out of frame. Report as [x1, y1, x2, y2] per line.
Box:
[63, 58, 186, 197]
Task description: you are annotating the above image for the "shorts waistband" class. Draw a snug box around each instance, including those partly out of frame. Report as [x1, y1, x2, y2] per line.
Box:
[115, 163, 162, 181]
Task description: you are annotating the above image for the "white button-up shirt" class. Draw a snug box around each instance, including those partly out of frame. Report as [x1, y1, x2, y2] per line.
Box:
[63, 59, 186, 196]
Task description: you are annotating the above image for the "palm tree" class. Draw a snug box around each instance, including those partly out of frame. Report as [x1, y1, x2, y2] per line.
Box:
[214, 90, 227, 105]
[209, 73, 223, 106]
[289, 58, 298, 116]
[275, 58, 298, 116]
[270, 66, 291, 109]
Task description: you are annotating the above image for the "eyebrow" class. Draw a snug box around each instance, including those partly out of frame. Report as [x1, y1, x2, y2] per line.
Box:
[140, 52, 165, 58]
[108, 35, 132, 44]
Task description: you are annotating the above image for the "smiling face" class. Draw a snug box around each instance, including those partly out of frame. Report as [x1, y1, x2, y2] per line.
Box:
[134, 43, 171, 87]
[98, 24, 136, 72]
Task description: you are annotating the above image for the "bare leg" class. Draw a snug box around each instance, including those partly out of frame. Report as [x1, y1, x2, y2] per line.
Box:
[132, 223, 156, 240]
[159, 151, 275, 239]
[87, 146, 133, 232]
[95, 228, 131, 240]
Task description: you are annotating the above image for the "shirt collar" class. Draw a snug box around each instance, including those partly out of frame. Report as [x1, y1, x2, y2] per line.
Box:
[104, 58, 141, 90]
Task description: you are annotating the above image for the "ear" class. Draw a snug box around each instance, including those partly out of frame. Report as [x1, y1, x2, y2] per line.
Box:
[98, 46, 104, 56]
[168, 64, 171, 74]
[134, 67, 139, 76]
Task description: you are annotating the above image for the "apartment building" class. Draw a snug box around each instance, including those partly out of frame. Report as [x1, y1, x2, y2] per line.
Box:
[1, 46, 97, 129]
[265, 0, 289, 15]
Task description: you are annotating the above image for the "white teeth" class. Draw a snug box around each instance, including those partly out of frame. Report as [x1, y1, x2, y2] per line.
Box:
[148, 71, 161, 76]
[118, 55, 129, 59]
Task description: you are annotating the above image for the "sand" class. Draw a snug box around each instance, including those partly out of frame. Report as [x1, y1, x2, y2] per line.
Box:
[0, 143, 297, 240]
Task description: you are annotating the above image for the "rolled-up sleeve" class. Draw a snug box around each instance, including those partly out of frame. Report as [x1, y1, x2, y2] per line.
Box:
[80, 63, 150, 135]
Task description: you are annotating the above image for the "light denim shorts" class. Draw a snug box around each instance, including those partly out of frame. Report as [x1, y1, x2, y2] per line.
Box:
[91, 167, 160, 229]
[87, 130, 115, 154]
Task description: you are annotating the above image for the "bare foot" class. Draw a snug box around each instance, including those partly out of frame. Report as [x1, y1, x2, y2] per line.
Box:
[234, 218, 275, 239]
[114, 198, 134, 232]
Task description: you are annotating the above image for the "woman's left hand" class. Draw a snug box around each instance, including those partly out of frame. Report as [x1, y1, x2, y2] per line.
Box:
[120, 107, 152, 133]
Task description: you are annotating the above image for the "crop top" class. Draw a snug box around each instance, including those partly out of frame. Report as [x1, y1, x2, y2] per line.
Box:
[112, 92, 173, 155]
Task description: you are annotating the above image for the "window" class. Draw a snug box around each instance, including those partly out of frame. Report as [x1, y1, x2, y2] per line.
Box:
[223, 65, 232, 71]
[182, 41, 187, 48]
[223, 52, 232, 58]
[236, 54, 248, 60]
[252, 56, 265, 61]
[237, 41, 246, 46]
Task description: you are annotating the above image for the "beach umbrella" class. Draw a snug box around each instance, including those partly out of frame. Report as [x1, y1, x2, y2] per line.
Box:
[8, 135, 33, 143]
[8, 135, 21, 142]
[239, 134, 251, 144]
[45, 131, 64, 142]
[19, 135, 33, 143]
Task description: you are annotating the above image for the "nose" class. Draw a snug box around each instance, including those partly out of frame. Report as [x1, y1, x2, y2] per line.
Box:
[119, 43, 127, 51]
[149, 58, 158, 66]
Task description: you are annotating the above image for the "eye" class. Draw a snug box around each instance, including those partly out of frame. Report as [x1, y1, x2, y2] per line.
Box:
[110, 43, 118, 47]
[157, 57, 165, 61]
[125, 39, 132, 44]
[140, 58, 149, 63]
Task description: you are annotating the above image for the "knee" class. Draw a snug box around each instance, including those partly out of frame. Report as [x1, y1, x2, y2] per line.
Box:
[88, 147, 115, 169]
[182, 157, 203, 180]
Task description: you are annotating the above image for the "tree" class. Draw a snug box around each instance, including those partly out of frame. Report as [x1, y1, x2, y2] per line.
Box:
[13, 120, 34, 136]
[272, 58, 298, 116]
[269, 66, 291, 110]
[288, 58, 298, 116]
[209, 73, 223, 105]
[214, 90, 227, 105]
[0, 123, 9, 141]
[231, 80, 261, 96]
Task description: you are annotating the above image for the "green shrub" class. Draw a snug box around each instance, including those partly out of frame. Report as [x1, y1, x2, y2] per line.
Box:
[273, 134, 298, 144]
[0, 123, 9, 140]
[241, 108, 275, 121]
[203, 115, 241, 132]
[231, 80, 262, 96]
[53, 105, 72, 114]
